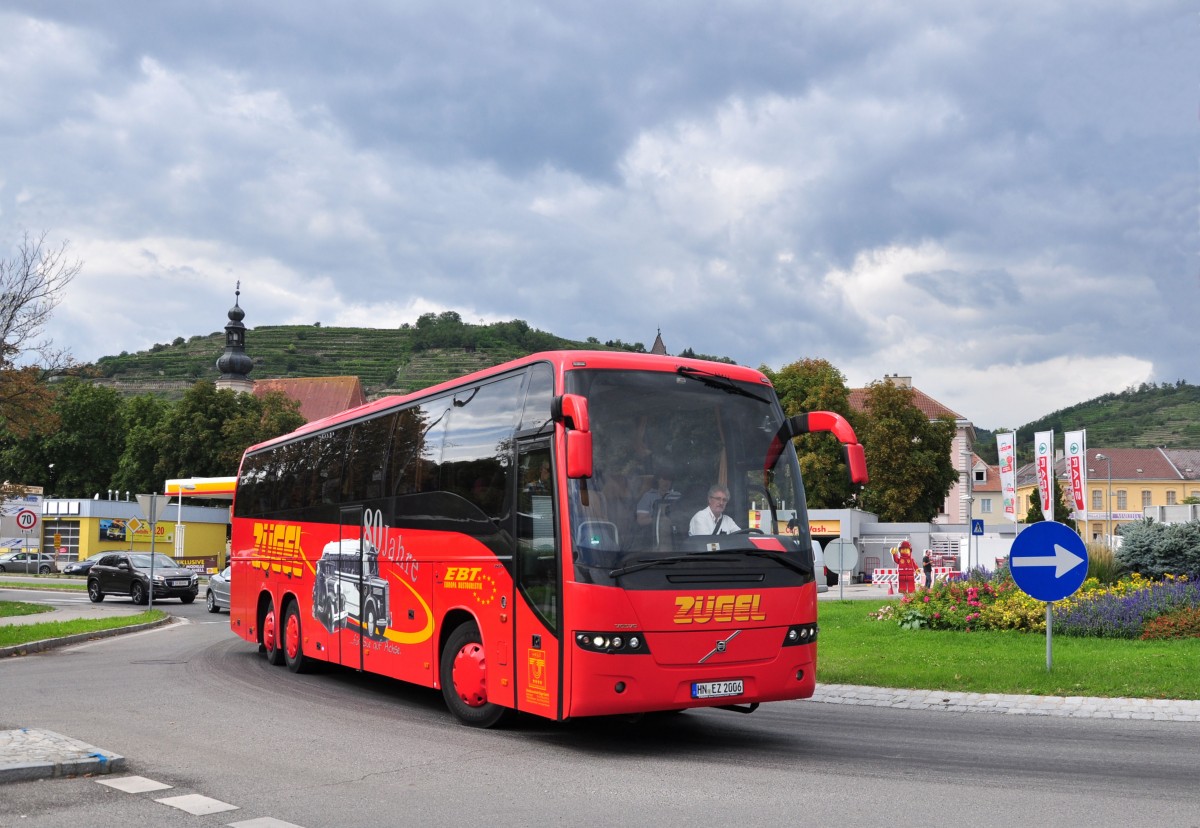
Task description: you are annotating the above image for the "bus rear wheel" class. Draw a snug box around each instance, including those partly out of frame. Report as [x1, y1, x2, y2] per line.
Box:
[440, 622, 509, 728]
[283, 601, 312, 674]
[262, 599, 285, 666]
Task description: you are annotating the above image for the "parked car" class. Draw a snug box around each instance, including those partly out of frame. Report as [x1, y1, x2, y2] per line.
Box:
[811, 540, 829, 593]
[0, 550, 58, 574]
[87, 552, 198, 605]
[206, 565, 231, 613]
[60, 558, 97, 576]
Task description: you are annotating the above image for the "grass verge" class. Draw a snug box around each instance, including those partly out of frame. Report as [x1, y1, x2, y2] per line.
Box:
[0, 600, 55, 618]
[0, 602, 166, 648]
[0, 578, 88, 591]
[818, 599, 1200, 700]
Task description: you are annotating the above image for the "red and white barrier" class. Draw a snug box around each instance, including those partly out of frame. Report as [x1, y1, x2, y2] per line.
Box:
[872, 567, 956, 588]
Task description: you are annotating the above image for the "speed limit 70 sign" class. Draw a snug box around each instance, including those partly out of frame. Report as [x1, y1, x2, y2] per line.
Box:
[14, 508, 39, 531]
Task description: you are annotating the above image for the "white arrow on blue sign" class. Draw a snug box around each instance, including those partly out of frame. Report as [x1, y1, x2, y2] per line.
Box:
[1009, 521, 1089, 602]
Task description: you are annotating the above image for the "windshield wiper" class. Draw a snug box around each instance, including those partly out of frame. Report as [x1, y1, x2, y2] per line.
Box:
[731, 548, 810, 577]
[609, 555, 696, 578]
[609, 547, 808, 578]
[676, 366, 771, 404]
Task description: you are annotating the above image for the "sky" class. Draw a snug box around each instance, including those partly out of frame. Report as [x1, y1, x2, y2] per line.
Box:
[1, 2, 1195, 431]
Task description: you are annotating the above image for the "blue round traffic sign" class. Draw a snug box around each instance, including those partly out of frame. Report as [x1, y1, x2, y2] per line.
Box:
[1009, 521, 1088, 602]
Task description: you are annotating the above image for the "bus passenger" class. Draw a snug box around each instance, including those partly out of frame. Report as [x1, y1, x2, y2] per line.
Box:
[689, 484, 741, 535]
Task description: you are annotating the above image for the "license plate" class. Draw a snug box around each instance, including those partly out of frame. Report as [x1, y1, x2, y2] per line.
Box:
[170, 579, 189, 587]
[691, 679, 743, 699]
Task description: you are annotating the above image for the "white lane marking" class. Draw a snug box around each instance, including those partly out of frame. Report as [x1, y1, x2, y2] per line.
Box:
[156, 793, 240, 815]
[96, 775, 172, 793]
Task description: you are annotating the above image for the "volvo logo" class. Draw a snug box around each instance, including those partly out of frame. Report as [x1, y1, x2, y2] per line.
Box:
[699, 630, 742, 663]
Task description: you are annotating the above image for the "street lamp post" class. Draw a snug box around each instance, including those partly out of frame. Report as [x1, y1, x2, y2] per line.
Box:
[1095, 453, 1112, 547]
[961, 449, 974, 571]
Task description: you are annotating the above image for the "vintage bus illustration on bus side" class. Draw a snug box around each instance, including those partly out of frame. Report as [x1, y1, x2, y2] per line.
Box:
[312, 539, 390, 640]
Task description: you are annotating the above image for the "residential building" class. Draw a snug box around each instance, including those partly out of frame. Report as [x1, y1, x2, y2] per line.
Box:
[1015, 447, 1200, 543]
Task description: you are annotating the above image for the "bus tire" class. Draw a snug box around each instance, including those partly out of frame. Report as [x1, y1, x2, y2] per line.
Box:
[440, 622, 509, 728]
[283, 601, 312, 674]
[262, 599, 285, 666]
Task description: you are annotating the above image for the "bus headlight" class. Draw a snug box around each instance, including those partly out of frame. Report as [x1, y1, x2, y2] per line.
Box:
[575, 631, 650, 655]
[783, 623, 818, 646]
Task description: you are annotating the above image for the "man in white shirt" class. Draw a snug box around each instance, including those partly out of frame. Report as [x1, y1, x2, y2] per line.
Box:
[689, 484, 741, 535]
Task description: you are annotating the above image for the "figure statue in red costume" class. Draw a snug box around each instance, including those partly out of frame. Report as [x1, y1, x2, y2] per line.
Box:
[892, 540, 918, 594]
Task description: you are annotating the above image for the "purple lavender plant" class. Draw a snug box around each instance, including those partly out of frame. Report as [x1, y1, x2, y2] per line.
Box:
[1053, 579, 1200, 638]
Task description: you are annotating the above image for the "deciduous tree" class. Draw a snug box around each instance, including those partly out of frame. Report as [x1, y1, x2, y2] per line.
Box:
[855, 380, 957, 522]
[763, 358, 858, 508]
[0, 231, 81, 437]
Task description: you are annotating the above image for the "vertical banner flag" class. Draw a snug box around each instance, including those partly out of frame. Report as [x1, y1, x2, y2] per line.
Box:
[1034, 430, 1055, 523]
[997, 433, 1017, 522]
[1064, 430, 1087, 523]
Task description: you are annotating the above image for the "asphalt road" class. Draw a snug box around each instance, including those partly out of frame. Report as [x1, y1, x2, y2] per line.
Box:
[2, 588, 1199, 827]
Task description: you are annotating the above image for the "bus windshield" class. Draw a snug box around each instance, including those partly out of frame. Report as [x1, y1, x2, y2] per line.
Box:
[565, 367, 811, 586]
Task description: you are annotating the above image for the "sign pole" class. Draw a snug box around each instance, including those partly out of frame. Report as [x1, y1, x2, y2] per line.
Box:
[1008, 521, 1087, 676]
[148, 493, 156, 610]
[1046, 603, 1052, 671]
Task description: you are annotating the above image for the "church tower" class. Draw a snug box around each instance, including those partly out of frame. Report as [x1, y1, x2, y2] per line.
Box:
[650, 328, 668, 355]
[215, 283, 254, 394]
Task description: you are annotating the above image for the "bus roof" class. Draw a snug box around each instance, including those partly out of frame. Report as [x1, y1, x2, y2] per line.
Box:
[242, 350, 772, 456]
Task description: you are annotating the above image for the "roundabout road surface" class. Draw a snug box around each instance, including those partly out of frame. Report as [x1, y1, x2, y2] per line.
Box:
[1, 587, 1198, 827]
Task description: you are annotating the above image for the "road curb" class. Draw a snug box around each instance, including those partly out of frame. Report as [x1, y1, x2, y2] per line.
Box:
[0, 615, 176, 659]
[0, 729, 125, 784]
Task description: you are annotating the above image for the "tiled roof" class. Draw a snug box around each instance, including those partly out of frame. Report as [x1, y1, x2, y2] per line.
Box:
[1016, 447, 1192, 486]
[969, 455, 1001, 492]
[848, 385, 963, 421]
[253, 376, 367, 423]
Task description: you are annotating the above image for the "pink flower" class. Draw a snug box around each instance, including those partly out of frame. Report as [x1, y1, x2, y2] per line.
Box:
[923, 595, 931, 603]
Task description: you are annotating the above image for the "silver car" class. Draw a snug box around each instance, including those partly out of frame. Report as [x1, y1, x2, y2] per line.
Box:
[206, 565, 231, 613]
[0, 550, 58, 574]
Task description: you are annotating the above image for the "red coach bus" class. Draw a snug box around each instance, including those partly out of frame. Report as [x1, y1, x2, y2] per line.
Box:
[230, 351, 867, 726]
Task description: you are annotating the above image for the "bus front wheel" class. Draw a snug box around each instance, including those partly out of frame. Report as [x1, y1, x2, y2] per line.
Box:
[440, 622, 509, 728]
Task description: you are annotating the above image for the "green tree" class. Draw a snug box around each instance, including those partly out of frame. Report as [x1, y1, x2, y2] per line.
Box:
[154, 382, 306, 483]
[1022, 475, 1077, 532]
[855, 380, 957, 522]
[218, 389, 304, 471]
[154, 382, 249, 481]
[763, 358, 857, 508]
[0, 379, 123, 496]
[112, 394, 171, 494]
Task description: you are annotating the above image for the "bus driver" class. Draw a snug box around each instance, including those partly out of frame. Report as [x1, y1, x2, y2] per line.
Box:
[689, 484, 741, 535]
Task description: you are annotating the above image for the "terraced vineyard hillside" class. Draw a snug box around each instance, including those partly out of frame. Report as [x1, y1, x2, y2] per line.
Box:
[88, 317, 599, 398]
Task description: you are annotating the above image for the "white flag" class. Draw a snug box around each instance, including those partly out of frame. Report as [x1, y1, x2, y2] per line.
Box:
[996, 433, 1017, 523]
[1034, 430, 1055, 523]
[1064, 430, 1087, 523]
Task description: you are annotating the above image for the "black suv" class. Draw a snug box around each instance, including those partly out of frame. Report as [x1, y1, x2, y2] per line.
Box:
[87, 552, 198, 605]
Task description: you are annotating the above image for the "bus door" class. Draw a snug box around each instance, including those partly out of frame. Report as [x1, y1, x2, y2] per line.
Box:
[514, 441, 561, 717]
[338, 505, 366, 671]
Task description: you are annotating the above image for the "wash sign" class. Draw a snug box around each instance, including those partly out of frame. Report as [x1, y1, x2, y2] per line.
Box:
[1009, 521, 1088, 603]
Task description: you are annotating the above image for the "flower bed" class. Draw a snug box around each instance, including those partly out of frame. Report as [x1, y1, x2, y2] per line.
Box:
[881, 571, 1200, 639]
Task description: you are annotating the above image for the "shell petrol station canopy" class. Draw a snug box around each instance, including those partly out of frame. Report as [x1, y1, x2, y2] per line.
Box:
[164, 477, 238, 500]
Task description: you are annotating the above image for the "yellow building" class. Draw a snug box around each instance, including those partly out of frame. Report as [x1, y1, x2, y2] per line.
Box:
[1015, 447, 1200, 543]
[41, 488, 232, 573]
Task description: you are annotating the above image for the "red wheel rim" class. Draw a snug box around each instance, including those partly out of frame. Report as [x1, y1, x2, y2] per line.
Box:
[286, 612, 301, 660]
[452, 642, 488, 707]
[264, 608, 277, 652]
